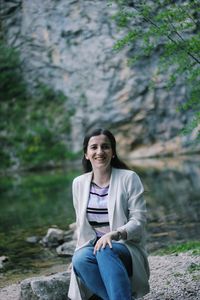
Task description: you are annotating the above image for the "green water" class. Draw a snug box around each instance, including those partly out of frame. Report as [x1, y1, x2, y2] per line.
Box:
[0, 168, 79, 287]
[0, 158, 200, 287]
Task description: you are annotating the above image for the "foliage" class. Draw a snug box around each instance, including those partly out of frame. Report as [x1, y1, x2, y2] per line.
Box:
[110, 0, 200, 139]
[187, 262, 200, 273]
[0, 42, 27, 101]
[152, 240, 200, 255]
[0, 40, 76, 171]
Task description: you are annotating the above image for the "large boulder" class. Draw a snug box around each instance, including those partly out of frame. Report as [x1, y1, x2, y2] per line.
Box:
[20, 272, 71, 300]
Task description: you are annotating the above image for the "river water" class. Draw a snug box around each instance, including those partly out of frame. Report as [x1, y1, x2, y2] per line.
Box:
[0, 157, 199, 287]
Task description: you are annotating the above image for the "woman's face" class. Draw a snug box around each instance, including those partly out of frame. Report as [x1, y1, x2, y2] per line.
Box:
[85, 134, 113, 171]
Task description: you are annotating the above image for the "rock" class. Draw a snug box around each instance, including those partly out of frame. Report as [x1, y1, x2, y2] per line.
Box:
[56, 241, 76, 257]
[0, 256, 8, 269]
[72, 229, 77, 241]
[41, 228, 64, 247]
[2, 0, 199, 159]
[68, 222, 76, 231]
[20, 271, 71, 300]
[26, 236, 40, 244]
[63, 229, 74, 242]
[69, 223, 77, 241]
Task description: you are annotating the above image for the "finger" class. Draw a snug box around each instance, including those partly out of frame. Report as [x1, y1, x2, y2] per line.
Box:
[99, 240, 105, 250]
[94, 245, 99, 254]
[102, 240, 107, 249]
[93, 243, 99, 255]
[108, 240, 112, 248]
[94, 241, 102, 254]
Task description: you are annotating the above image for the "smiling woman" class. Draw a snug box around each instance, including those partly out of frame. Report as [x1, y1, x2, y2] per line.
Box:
[82, 128, 129, 173]
[85, 134, 113, 187]
[68, 128, 150, 300]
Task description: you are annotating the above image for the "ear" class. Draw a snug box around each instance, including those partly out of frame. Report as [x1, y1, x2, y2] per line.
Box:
[85, 153, 89, 160]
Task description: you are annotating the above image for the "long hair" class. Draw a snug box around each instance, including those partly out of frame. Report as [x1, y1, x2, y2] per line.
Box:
[82, 128, 130, 173]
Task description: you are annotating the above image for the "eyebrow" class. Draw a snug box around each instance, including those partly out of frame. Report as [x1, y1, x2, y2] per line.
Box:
[89, 142, 111, 146]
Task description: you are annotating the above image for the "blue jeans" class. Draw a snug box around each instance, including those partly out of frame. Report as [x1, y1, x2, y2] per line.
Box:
[72, 241, 133, 300]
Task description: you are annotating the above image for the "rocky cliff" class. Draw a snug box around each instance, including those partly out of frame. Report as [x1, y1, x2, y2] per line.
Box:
[1, 0, 199, 160]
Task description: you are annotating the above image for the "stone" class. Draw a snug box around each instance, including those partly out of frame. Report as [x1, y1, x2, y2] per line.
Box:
[63, 229, 74, 242]
[68, 222, 76, 231]
[20, 271, 71, 300]
[68, 223, 77, 241]
[41, 228, 64, 247]
[56, 241, 76, 257]
[0, 256, 9, 269]
[26, 236, 40, 244]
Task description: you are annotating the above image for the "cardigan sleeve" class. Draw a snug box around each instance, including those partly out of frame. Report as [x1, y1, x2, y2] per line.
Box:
[72, 178, 80, 229]
[72, 178, 78, 211]
[117, 172, 147, 242]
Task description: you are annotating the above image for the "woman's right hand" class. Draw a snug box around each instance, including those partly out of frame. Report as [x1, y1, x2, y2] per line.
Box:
[93, 231, 119, 254]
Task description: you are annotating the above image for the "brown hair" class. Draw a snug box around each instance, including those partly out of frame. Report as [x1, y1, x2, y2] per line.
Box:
[82, 128, 129, 173]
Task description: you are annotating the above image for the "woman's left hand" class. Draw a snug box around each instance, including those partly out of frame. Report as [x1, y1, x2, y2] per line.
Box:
[93, 231, 118, 254]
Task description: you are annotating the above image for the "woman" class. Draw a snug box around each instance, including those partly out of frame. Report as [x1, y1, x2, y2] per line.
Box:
[68, 128, 150, 300]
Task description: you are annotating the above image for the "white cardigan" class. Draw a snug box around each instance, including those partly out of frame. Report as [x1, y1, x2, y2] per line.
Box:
[68, 168, 150, 300]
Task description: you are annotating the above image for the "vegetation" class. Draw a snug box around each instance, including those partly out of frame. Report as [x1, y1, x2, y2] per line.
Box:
[187, 262, 200, 273]
[152, 240, 200, 255]
[110, 0, 200, 139]
[0, 40, 76, 171]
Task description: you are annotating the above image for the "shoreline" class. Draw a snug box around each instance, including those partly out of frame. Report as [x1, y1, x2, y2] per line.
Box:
[0, 252, 199, 300]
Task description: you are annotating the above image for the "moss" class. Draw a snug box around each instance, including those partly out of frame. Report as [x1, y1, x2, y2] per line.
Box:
[152, 241, 200, 255]
[187, 263, 200, 273]
[192, 274, 200, 281]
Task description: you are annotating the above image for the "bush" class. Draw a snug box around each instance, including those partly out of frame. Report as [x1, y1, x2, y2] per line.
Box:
[0, 40, 75, 171]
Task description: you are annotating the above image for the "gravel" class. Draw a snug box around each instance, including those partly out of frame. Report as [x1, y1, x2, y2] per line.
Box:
[142, 253, 200, 300]
[0, 253, 199, 300]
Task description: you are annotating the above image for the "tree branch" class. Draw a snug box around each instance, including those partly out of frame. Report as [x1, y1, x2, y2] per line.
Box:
[134, 7, 200, 65]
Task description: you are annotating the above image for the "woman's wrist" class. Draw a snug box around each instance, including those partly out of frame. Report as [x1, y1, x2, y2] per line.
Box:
[112, 230, 127, 241]
[112, 231, 120, 240]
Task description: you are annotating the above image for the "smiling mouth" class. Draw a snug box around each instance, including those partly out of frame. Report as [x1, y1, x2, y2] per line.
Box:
[95, 157, 106, 161]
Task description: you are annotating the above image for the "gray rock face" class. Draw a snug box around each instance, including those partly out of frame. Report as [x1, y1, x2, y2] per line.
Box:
[1, 0, 199, 157]
[20, 272, 71, 300]
[41, 228, 65, 247]
[56, 241, 76, 257]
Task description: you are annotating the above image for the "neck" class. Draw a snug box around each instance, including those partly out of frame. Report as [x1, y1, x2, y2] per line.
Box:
[92, 167, 111, 188]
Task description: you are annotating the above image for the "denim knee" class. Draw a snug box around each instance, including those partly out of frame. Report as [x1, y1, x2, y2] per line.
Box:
[72, 250, 80, 270]
[72, 249, 85, 271]
[95, 245, 114, 258]
[72, 247, 94, 273]
[96, 244, 132, 277]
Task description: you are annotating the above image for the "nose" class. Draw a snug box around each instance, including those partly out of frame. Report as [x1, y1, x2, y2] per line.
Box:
[97, 146, 103, 154]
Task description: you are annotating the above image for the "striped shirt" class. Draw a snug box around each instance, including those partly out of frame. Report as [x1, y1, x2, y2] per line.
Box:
[87, 182, 110, 237]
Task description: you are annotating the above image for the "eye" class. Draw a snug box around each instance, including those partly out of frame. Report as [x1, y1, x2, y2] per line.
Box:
[90, 145, 97, 150]
[102, 144, 111, 150]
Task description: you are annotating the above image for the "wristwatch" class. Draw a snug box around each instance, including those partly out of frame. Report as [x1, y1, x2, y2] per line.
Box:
[116, 230, 122, 241]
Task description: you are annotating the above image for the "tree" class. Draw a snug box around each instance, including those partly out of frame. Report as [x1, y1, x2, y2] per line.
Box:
[0, 40, 75, 171]
[111, 0, 200, 140]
